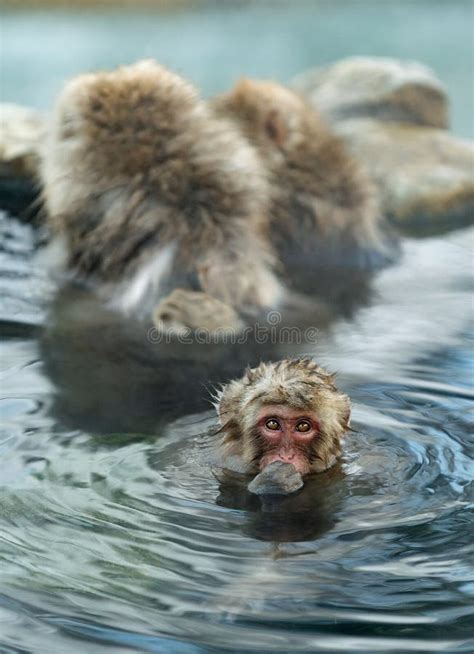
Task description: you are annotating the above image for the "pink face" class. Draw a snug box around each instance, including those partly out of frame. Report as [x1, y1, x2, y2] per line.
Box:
[256, 404, 320, 475]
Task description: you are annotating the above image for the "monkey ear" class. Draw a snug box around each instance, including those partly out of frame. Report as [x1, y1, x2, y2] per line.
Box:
[264, 109, 288, 146]
[216, 380, 242, 426]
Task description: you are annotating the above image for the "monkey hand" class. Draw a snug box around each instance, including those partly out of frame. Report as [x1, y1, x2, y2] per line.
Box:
[153, 289, 244, 335]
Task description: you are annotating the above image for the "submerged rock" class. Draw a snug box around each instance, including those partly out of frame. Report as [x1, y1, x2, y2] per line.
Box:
[292, 57, 474, 235]
[292, 56, 448, 128]
[247, 461, 304, 496]
[0, 104, 43, 219]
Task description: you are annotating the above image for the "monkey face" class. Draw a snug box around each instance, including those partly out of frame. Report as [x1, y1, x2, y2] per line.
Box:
[217, 359, 351, 482]
[256, 404, 319, 475]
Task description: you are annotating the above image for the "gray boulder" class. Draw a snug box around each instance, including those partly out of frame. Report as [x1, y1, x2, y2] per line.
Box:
[0, 104, 43, 177]
[335, 118, 474, 235]
[0, 103, 44, 218]
[292, 57, 473, 235]
[292, 56, 448, 128]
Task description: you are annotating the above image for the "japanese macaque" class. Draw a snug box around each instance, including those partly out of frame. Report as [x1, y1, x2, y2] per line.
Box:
[215, 358, 351, 494]
[39, 60, 283, 331]
[213, 79, 396, 299]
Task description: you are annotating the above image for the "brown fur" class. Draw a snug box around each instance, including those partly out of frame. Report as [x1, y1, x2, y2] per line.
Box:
[216, 358, 351, 475]
[213, 79, 393, 281]
[153, 288, 243, 334]
[40, 61, 283, 324]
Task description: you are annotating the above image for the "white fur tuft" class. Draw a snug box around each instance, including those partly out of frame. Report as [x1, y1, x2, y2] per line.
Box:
[110, 242, 176, 314]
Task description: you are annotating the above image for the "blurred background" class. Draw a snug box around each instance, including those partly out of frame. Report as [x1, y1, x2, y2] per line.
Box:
[2, 0, 473, 138]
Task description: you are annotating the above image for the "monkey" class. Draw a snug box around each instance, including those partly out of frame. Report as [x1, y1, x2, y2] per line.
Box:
[214, 358, 351, 491]
[39, 61, 284, 332]
[212, 79, 397, 306]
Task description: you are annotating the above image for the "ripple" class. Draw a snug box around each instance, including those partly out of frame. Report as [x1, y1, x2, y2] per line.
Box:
[1, 217, 473, 649]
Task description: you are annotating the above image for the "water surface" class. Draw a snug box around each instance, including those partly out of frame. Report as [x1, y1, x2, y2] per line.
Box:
[1, 212, 473, 653]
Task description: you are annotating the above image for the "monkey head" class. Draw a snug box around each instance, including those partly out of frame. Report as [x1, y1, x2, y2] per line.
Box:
[216, 358, 351, 478]
[214, 78, 392, 283]
[213, 78, 311, 160]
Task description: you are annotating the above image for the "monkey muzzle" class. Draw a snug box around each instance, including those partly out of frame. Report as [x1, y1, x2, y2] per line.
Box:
[259, 444, 313, 476]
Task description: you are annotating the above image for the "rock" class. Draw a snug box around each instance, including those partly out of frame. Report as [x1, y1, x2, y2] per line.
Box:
[334, 119, 474, 235]
[292, 56, 448, 129]
[292, 57, 473, 235]
[0, 104, 43, 176]
[0, 103, 44, 219]
[247, 461, 304, 496]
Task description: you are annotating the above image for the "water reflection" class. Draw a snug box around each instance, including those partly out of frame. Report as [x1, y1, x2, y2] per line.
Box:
[216, 466, 346, 542]
[40, 286, 277, 434]
[1, 208, 473, 653]
[39, 278, 362, 436]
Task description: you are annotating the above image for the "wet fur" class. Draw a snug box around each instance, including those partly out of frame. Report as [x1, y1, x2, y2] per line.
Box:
[213, 79, 397, 298]
[215, 358, 351, 474]
[40, 61, 283, 320]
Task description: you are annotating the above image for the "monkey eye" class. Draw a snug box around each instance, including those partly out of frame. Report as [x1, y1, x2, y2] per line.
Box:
[265, 418, 281, 431]
[295, 420, 311, 433]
